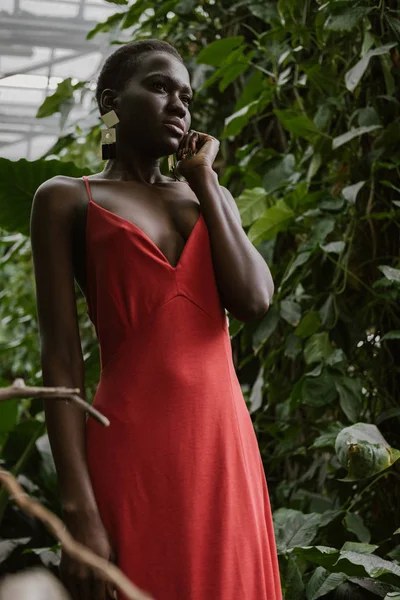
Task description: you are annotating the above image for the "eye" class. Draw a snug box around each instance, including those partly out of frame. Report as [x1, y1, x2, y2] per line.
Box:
[153, 80, 167, 92]
[181, 96, 192, 106]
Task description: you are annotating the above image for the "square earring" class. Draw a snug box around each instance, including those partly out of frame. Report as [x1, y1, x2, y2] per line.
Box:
[100, 110, 119, 160]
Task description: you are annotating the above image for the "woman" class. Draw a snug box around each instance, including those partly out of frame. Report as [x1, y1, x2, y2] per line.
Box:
[30, 39, 282, 600]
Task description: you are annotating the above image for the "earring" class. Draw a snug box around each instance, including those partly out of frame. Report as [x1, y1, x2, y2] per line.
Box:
[100, 109, 119, 160]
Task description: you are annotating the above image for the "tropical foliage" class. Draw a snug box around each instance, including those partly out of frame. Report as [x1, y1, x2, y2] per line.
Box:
[1, 0, 400, 597]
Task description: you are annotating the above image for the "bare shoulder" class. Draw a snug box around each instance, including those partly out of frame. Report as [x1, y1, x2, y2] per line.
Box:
[30, 175, 86, 232]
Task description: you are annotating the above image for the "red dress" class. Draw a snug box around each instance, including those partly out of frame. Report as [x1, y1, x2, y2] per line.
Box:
[83, 175, 282, 600]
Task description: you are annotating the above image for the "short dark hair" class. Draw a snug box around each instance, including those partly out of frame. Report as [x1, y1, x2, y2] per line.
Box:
[95, 39, 184, 113]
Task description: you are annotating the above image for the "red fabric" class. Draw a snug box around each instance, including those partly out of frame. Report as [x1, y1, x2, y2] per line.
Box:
[83, 175, 282, 600]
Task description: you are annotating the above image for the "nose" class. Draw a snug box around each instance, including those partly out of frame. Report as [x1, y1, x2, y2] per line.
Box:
[166, 93, 187, 117]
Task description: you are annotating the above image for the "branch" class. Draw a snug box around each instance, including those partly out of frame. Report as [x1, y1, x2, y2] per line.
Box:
[0, 469, 154, 600]
[0, 378, 109, 427]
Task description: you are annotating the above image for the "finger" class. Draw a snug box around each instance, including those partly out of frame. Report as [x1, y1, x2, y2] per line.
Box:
[190, 132, 198, 155]
[184, 131, 193, 156]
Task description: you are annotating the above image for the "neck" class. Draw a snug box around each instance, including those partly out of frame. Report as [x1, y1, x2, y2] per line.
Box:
[101, 141, 166, 185]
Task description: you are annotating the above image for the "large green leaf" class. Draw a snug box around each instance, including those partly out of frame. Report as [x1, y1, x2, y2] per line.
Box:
[36, 78, 84, 119]
[293, 545, 400, 587]
[344, 513, 371, 544]
[335, 423, 400, 481]
[273, 508, 322, 553]
[196, 37, 244, 67]
[306, 567, 347, 600]
[300, 371, 338, 407]
[0, 158, 86, 235]
[223, 101, 260, 138]
[247, 199, 294, 245]
[235, 187, 268, 227]
[263, 154, 297, 194]
[274, 109, 319, 138]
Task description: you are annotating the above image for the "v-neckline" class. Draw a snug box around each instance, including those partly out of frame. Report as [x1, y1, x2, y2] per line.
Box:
[88, 197, 203, 270]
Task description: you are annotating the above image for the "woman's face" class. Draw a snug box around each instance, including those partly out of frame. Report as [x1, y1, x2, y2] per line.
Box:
[115, 51, 193, 158]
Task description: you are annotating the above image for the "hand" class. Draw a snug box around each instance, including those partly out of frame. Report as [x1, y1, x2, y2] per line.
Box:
[60, 512, 118, 600]
[176, 129, 220, 181]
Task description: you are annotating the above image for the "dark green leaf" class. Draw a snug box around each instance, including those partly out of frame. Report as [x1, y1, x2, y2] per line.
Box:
[344, 514, 371, 544]
[197, 37, 244, 67]
[335, 423, 400, 481]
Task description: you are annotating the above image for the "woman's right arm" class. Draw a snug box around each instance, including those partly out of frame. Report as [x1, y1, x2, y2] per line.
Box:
[31, 176, 97, 517]
[30, 177, 116, 600]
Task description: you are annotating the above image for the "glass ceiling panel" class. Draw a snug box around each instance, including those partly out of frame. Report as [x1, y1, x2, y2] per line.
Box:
[0, 0, 120, 161]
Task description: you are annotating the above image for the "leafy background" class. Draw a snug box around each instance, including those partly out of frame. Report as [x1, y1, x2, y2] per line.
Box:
[1, 1, 400, 598]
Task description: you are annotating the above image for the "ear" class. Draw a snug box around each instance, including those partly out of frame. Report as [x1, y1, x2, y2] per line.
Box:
[99, 88, 118, 115]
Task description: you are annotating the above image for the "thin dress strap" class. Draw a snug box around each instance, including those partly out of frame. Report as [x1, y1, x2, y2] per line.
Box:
[82, 175, 93, 204]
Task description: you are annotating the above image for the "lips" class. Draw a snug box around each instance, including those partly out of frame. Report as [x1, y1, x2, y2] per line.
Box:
[163, 121, 185, 136]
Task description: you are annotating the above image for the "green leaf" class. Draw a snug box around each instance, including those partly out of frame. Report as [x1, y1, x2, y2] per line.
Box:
[304, 332, 333, 365]
[345, 44, 397, 93]
[335, 423, 400, 481]
[247, 199, 294, 245]
[344, 514, 371, 544]
[324, 7, 372, 32]
[335, 377, 362, 423]
[306, 567, 347, 600]
[36, 78, 77, 119]
[332, 126, 382, 150]
[301, 371, 338, 407]
[274, 109, 318, 138]
[320, 241, 346, 254]
[384, 593, 400, 599]
[0, 400, 18, 433]
[310, 217, 336, 244]
[197, 37, 244, 67]
[378, 266, 400, 284]
[295, 312, 321, 338]
[86, 11, 124, 40]
[235, 187, 268, 227]
[319, 294, 337, 329]
[282, 252, 311, 284]
[342, 181, 366, 204]
[252, 304, 280, 353]
[263, 154, 297, 194]
[285, 554, 305, 600]
[310, 422, 344, 449]
[223, 101, 260, 138]
[280, 299, 301, 326]
[341, 542, 377, 554]
[381, 331, 400, 341]
[335, 551, 400, 587]
[273, 508, 322, 552]
[0, 158, 86, 235]
[291, 545, 340, 568]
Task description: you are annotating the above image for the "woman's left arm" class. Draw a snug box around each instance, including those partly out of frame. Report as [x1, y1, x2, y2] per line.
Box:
[178, 131, 274, 322]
